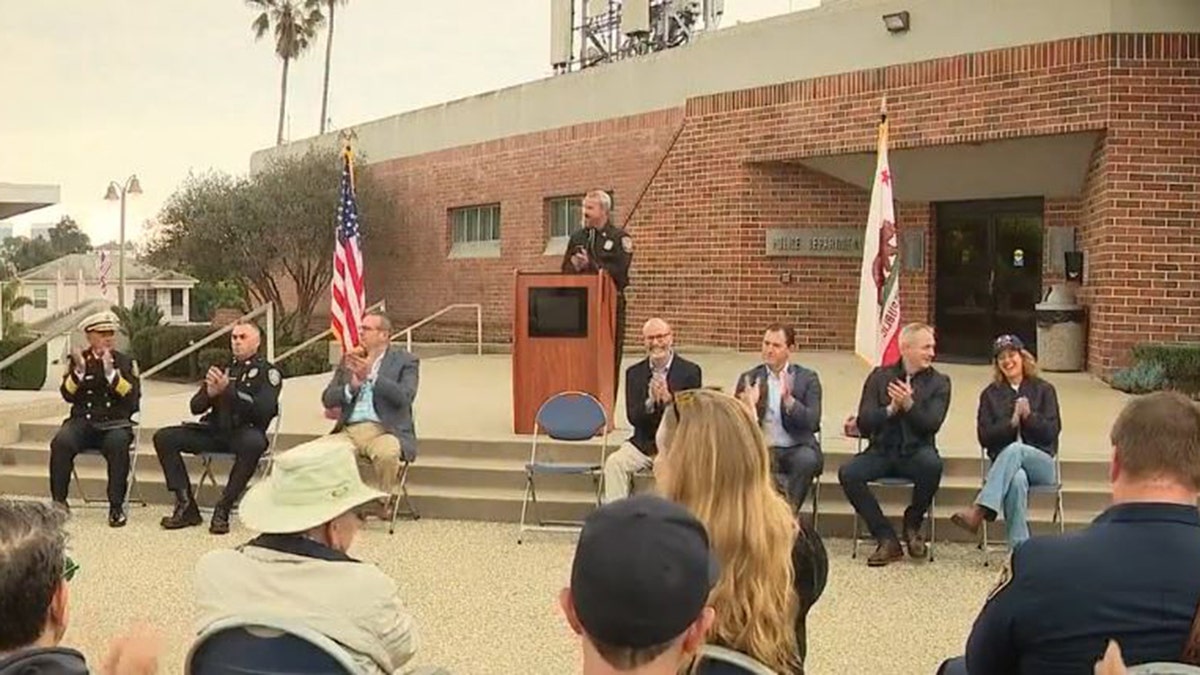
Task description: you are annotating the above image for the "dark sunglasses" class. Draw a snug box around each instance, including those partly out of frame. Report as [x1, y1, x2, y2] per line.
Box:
[670, 388, 702, 421]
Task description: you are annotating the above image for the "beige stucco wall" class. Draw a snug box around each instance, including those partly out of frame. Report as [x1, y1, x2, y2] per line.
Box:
[251, 0, 1200, 172]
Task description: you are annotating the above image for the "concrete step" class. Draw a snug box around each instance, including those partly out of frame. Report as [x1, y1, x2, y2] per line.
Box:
[8, 420, 1113, 481]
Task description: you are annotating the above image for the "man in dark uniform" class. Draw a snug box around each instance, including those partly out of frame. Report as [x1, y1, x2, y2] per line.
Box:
[939, 391, 1200, 675]
[153, 320, 282, 535]
[561, 189, 633, 389]
[48, 310, 140, 527]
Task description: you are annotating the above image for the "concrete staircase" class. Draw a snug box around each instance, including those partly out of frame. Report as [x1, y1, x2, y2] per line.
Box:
[0, 417, 1111, 542]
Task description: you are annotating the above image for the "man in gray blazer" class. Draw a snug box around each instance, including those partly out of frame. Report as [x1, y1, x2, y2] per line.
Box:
[320, 311, 419, 513]
[735, 324, 823, 514]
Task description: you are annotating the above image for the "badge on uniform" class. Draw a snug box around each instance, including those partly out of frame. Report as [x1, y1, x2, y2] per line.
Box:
[603, 239, 614, 251]
[621, 236, 633, 253]
[268, 369, 281, 386]
[248, 368, 259, 380]
[986, 552, 1015, 602]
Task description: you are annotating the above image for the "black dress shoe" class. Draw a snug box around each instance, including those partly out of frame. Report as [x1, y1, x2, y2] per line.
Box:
[161, 496, 202, 530]
[209, 506, 231, 535]
[108, 506, 127, 528]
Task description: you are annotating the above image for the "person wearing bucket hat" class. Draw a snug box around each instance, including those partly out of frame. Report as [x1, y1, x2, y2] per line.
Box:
[950, 334, 1062, 548]
[193, 441, 420, 675]
[48, 310, 140, 528]
[560, 494, 718, 674]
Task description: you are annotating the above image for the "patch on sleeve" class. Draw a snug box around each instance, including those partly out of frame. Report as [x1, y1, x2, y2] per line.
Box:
[268, 368, 282, 386]
[986, 552, 1014, 603]
[621, 236, 633, 253]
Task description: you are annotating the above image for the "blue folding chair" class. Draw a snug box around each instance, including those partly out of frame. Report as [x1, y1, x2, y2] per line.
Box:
[71, 410, 146, 508]
[198, 413, 282, 511]
[186, 616, 359, 674]
[517, 391, 609, 543]
[846, 420, 937, 562]
[978, 447, 1065, 566]
[696, 645, 779, 674]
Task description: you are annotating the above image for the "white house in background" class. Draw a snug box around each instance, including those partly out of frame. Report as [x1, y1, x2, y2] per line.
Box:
[16, 253, 198, 324]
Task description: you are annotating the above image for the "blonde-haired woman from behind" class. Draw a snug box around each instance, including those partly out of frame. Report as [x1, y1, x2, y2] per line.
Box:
[655, 388, 828, 675]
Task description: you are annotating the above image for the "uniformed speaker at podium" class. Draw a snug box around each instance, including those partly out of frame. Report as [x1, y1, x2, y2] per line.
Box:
[561, 190, 633, 389]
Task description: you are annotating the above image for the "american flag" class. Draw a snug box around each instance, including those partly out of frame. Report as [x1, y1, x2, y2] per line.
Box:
[97, 250, 111, 297]
[331, 147, 365, 350]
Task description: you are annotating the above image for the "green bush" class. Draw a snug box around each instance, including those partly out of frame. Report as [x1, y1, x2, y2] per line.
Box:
[1131, 342, 1200, 396]
[0, 337, 48, 390]
[197, 347, 232, 370]
[277, 340, 331, 379]
[1110, 360, 1167, 395]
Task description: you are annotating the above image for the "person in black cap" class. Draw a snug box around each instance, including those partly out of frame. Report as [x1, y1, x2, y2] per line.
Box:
[48, 310, 140, 528]
[950, 334, 1062, 549]
[559, 494, 717, 674]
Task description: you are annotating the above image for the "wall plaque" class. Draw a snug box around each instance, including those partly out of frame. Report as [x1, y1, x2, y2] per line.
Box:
[765, 228, 863, 258]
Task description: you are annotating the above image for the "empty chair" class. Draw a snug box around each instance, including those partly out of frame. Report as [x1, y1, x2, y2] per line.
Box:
[518, 391, 609, 543]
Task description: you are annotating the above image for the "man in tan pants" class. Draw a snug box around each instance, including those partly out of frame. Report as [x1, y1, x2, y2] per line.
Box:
[320, 311, 420, 517]
[602, 318, 702, 502]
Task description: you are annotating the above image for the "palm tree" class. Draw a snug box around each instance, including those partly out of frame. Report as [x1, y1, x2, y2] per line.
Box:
[248, 0, 325, 146]
[1, 280, 32, 339]
[319, 0, 350, 135]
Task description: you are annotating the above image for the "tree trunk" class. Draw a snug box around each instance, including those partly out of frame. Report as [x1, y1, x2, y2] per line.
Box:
[320, 1, 336, 134]
[276, 57, 290, 146]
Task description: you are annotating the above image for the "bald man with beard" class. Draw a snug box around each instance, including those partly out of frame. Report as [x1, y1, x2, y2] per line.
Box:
[602, 319, 702, 503]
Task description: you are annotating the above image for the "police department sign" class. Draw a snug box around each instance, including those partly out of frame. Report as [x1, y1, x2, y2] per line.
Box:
[765, 228, 864, 257]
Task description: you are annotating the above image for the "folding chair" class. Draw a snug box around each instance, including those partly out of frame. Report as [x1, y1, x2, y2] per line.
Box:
[978, 448, 1065, 566]
[517, 391, 609, 543]
[696, 645, 780, 675]
[198, 413, 282, 510]
[71, 412, 146, 508]
[386, 458, 420, 534]
[187, 616, 358, 675]
[846, 424, 937, 562]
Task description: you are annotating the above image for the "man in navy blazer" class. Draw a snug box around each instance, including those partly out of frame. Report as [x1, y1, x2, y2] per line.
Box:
[735, 324, 823, 513]
[603, 318, 702, 502]
[320, 311, 419, 514]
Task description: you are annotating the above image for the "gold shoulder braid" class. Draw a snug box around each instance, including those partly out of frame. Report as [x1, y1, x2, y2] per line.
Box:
[986, 552, 1015, 603]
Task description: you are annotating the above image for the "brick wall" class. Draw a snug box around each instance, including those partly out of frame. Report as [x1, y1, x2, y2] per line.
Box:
[287, 33, 1198, 376]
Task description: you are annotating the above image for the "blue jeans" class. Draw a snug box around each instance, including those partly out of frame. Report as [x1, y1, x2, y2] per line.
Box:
[975, 442, 1057, 547]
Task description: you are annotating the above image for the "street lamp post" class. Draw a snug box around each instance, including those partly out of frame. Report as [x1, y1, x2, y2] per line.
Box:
[104, 175, 142, 308]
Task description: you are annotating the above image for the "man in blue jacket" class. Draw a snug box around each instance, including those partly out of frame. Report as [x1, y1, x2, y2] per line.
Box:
[735, 324, 823, 514]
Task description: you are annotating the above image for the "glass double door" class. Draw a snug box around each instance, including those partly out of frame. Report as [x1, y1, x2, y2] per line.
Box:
[934, 199, 1044, 362]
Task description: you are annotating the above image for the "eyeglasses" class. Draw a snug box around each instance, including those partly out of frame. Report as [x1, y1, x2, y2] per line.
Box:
[644, 331, 672, 341]
[63, 555, 79, 582]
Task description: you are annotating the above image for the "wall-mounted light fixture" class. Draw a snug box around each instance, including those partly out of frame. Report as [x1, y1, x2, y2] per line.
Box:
[882, 11, 910, 33]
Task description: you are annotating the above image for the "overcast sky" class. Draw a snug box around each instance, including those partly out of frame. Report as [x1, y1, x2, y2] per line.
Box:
[0, 0, 819, 244]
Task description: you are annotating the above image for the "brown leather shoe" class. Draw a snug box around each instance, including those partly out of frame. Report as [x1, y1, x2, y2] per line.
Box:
[904, 527, 928, 559]
[867, 539, 904, 567]
[951, 506, 986, 535]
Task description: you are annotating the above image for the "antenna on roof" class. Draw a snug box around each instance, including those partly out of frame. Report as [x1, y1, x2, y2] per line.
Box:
[550, 0, 726, 73]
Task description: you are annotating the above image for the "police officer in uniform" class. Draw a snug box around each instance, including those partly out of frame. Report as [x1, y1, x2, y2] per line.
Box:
[49, 310, 140, 527]
[153, 321, 281, 535]
[939, 391, 1200, 675]
[561, 190, 633, 389]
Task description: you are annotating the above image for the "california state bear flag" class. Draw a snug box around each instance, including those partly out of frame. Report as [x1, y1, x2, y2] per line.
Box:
[854, 105, 901, 367]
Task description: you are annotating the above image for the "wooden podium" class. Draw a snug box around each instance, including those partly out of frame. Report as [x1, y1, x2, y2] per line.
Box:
[512, 270, 617, 434]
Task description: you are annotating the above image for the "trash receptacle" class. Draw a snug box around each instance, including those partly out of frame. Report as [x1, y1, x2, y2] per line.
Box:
[1035, 283, 1086, 372]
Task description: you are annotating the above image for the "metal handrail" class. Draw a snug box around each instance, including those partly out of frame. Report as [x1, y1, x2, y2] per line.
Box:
[140, 303, 275, 380]
[0, 301, 106, 372]
[390, 303, 482, 354]
[274, 299, 387, 365]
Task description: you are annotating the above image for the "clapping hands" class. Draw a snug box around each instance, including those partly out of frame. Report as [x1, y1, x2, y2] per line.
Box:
[204, 366, 230, 397]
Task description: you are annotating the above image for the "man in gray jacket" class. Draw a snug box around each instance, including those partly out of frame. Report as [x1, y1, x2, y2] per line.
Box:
[320, 311, 419, 516]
